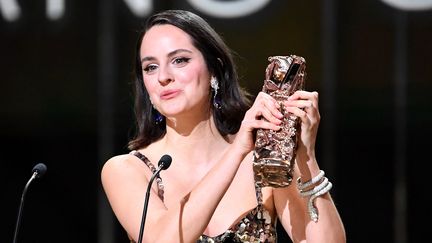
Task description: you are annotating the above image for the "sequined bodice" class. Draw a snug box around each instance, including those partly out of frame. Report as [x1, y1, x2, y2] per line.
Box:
[130, 150, 278, 243]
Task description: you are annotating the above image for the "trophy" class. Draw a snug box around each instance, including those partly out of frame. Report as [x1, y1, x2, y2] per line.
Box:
[253, 55, 306, 188]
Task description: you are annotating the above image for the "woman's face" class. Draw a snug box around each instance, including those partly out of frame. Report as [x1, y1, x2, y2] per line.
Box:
[140, 24, 211, 119]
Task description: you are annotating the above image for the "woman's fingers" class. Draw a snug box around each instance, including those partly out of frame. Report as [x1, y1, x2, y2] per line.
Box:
[283, 106, 310, 125]
[288, 90, 319, 108]
[248, 92, 283, 126]
[286, 91, 320, 122]
[241, 118, 281, 131]
[283, 91, 321, 159]
[288, 90, 318, 100]
[234, 92, 285, 153]
[240, 90, 323, 134]
[286, 99, 314, 109]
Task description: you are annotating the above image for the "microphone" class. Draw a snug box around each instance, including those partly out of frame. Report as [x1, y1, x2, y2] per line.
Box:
[137, 155, 172, 243]
[13, 163, 47, 243]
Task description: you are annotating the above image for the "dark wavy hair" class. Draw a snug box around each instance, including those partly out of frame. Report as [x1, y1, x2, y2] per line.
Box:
[128, 10, 251, 150]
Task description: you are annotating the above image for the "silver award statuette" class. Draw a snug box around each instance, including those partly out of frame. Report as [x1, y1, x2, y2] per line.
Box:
[253, 55, 307, 188]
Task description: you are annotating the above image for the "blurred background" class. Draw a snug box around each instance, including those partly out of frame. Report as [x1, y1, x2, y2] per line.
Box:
[2, 0, 431, 242]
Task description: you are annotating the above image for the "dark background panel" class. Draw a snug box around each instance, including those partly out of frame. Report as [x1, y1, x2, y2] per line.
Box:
[1, 0, 431, 242]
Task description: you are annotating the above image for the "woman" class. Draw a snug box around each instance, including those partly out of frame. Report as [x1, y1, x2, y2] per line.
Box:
[101, 9, 345, 243]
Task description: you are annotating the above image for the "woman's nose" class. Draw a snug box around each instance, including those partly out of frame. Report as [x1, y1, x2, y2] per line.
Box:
[158, 66, 173, 86]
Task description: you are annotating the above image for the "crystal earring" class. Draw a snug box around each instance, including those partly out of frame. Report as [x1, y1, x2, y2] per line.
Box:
[152, 107, 164, 124]
[210, 76, 221, 109]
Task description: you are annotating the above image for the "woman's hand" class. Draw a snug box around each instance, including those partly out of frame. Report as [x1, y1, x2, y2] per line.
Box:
[233, 91, 284, 155]
[284, 90, 321, 163]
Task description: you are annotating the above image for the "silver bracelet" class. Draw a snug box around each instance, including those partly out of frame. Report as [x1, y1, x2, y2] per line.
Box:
[296, 170, 325, 191]
[299, 177, 329, 197]
[307, 181, 333, 222]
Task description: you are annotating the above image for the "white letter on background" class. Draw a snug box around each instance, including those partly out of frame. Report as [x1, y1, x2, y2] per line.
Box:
[0, 0, 21, 22]
[123, 0, 152, 18]
[188, 0, 271, 18]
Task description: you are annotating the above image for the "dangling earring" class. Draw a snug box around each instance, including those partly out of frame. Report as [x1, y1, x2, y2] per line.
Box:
[210, 76, 221, 109]
[152, 107, 164, 124]
[149, 98, 164, 124]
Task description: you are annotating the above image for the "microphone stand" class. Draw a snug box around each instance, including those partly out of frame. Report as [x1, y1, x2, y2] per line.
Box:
[13, 163, 46, 243]
[13, 172, 37, 243]
[137, 165, 165, 243]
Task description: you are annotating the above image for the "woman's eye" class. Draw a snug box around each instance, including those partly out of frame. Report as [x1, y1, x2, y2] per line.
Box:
[173, 57, 190, 65]
[143, 64, 158, 73]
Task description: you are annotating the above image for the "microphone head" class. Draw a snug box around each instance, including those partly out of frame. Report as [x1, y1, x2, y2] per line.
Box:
[158, 155, 172, 170]
[32, 163, 47, 178]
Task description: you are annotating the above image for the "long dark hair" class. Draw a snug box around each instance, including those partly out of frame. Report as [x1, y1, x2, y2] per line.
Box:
[128, 10, 251, 150]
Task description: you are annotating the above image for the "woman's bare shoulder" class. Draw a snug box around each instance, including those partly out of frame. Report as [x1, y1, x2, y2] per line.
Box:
[104, 153, 135, 167]
[101, 152, 144, 177]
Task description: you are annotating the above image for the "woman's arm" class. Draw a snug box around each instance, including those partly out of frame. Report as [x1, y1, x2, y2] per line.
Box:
[101, 92, 285, 243]
[274, 91, 346, 243]
[101, 146, 247, 243]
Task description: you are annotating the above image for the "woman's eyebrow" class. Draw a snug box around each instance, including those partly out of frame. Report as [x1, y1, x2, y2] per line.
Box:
[167, 49, 193, 58]
[141, 49, 193, 63]
[141, 56, 156, 63]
